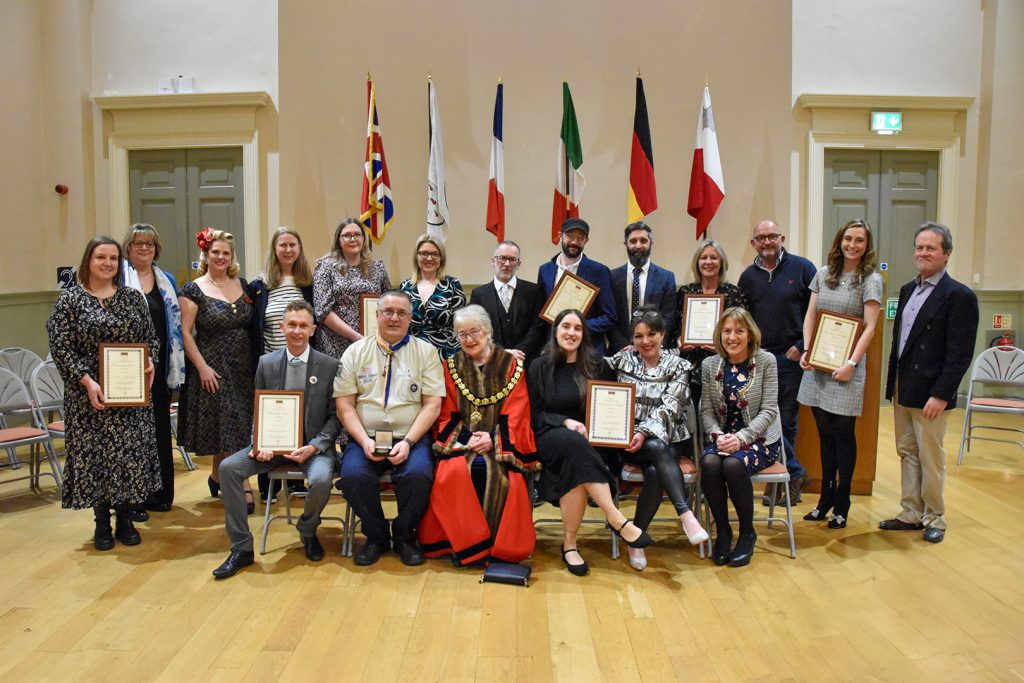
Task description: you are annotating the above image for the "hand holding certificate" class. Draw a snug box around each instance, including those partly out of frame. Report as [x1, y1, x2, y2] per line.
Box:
[806, 311, 863, 372]
[540, 271, 599, 323]
[254, 390, 304, 454]
[99, 343, 149, 406]
[584, 380, 635, 448]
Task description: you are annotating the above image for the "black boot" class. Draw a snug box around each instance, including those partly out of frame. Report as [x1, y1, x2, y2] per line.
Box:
[93, 505, 114, 551]
[114, 505, 141, 546]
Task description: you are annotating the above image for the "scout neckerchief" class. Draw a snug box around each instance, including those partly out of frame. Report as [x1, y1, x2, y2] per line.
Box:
[375, 333, 411, 408]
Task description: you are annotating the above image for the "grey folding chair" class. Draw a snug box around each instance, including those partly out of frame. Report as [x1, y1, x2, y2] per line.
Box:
[0, 366, 63, 497]
[958, 346, 1024, 465]
[168, 402, 196, 471]
[29, 361, 65, 444]
[618, 401, 709, 559]
[341, 472, 394, 557]
[0, 348, 43, 468]
[260, 464, 345, 555]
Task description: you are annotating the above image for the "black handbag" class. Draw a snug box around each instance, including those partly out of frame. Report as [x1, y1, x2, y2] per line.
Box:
[480, 561, 532, 587]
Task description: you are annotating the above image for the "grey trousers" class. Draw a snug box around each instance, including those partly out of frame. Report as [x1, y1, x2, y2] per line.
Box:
[220, 446, 336, 552]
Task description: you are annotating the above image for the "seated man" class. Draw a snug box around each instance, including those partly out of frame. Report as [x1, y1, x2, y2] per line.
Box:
[212, 299, 342, 579]
[334, 290, 444, 566]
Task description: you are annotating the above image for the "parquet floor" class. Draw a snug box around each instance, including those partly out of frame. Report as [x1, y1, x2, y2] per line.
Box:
[1, 407, 1022, 682]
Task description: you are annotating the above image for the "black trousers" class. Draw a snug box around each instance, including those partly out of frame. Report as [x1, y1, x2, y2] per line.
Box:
[626, 439, 692, 530]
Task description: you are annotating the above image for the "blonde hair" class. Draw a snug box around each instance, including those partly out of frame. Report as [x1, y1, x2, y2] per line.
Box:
[264, 226, 312, 288]
[122, 223, 163, 260]
[712, 307, 761, 359]
[690, 239, 730, 283]
[411, 233, 447, 282]
[197, 229, 240, 278]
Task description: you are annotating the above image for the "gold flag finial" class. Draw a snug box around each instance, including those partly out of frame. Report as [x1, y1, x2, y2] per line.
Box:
[428, 71, 432, 81]
[498, 74, 502, 84]
[636, 66, 641, 78]
[367, 71, 372, 81]
[705, 75, 709, 87]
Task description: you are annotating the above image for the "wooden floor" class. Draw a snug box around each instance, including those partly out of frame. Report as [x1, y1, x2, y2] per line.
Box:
[1, 407, 1022, 682]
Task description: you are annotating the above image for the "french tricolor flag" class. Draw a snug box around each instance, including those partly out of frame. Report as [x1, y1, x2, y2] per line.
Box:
[486, 82, 505, 242]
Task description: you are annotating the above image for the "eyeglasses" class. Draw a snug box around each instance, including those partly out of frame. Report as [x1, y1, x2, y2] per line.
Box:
[456, 328, 485, 341]
[752, 233, 782, 244]
[417, 251, 441, 260]
[377, 309, 410, 320]
[131, 241, 156, 249]
[340, 233, 363, 241]
[493, 256, 520, 264]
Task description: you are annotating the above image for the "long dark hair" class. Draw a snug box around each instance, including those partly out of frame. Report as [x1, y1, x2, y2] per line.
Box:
[77, 236, 124, 289]
[540, 309, 602, 404]
[825, 219, 877, 289]
[324, 218, 373, 277]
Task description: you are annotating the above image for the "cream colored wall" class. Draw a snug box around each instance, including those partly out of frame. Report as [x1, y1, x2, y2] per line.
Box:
[278, 0, 793, 286]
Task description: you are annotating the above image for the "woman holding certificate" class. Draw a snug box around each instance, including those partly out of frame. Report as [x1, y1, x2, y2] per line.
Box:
[606, 306, 709, 571]
[177, 229, 256, 510]
[47, 236, 161, 550]
[699, 308, 782, 567]
[418, 305, 540, 565]
[527, 310, 652, 576]
[400, 234, 467, 358]
[312, 219, 391, 358]
[122, 223, 185, 513]
[673, 240, 748, 406]
[798, 219, 882, 529]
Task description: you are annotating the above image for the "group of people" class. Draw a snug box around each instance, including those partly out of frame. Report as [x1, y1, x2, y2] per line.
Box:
[44, 212, 978, 577]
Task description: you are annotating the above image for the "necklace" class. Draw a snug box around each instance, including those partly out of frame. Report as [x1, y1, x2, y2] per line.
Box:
[209, 276, 229, 287]
[448, 355, 524, 429]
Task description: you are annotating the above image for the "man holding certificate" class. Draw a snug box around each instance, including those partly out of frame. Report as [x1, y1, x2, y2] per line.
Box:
[537, 218, 617, 354]
[212, 300, 342, 579]
[334, 290, 444, 567]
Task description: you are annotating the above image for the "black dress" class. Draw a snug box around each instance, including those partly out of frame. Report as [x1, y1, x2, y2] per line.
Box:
[527, 357, 616, 502]
[177, 280, 255, 455]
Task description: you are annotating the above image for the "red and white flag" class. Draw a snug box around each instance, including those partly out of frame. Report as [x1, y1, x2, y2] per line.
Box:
[551, 82, 584, 244]
[687, 86, 724, 239]
[426, 79, 449, 242]
[485, 82, 505, 242]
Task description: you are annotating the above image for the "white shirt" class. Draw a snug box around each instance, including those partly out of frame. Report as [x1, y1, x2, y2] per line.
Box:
[493, 275, 518, 292]
[555, 253, 583, 284]
[286, 345, 311, 365]
[625, 259, 651, 317]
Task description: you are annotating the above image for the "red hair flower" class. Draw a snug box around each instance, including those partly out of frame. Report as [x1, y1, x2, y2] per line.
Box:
[195, 227, 215, 252]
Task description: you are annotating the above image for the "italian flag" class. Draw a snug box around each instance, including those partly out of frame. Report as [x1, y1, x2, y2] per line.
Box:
[551, 82, 585, 244]
[687, 86, 724, 239]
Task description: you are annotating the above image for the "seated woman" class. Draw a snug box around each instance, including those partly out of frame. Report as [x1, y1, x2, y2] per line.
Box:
[528, 309, 652, 576]
[607, 306, 709, 571]
[418, 305, 539, 565]
[699, 307, 783, 568]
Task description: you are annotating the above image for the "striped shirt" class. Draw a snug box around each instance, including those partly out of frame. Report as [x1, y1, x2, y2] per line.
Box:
[262, 277, 302, 351]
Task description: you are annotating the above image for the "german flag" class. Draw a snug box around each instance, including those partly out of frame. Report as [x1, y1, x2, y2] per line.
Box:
[627, 75, 657, 222]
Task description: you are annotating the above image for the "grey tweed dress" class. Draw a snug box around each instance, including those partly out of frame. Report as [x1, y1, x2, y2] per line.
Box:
[797, 268, 883, 416]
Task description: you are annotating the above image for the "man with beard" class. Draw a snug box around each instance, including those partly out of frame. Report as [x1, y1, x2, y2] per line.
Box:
[469, 240, 547, 364]
[607, 221, 677, 352]
[737, 219, 817, 503]
[537, 217, 617, 353]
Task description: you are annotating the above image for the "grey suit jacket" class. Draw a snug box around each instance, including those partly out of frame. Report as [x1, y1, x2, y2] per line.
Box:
[699, 348, 781, 447]
[255, 347, 342, 454]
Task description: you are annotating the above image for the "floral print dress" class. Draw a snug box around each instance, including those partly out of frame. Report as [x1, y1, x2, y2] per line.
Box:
[702, 359, 780, 475]
[46, 286, 162, 508]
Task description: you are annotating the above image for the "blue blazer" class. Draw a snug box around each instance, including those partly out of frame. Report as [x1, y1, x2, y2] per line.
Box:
[885, 272, 979, 410]
[607, 262, 677, 351]
[537, 254, 617, 354]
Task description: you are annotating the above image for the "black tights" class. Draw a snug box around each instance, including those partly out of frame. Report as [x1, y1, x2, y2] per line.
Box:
[629, 439, 691, 530]
[700, 453, 754, 539]
[811, 407, 858, 517]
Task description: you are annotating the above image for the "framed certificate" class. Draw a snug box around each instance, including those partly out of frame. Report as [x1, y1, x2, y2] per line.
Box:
[584, 380, 636, 448]
[98, 343, 149, 406]
[806, 311, 863, 372]
[680, 294, 726, 346]
[539, 271, 600, 323]
[254, 390, 304, 454]
[360, 294, 380, 337]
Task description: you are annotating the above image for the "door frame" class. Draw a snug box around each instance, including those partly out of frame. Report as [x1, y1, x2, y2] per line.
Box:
[797, 94, 973, 265]
[96, 92, 269, 276]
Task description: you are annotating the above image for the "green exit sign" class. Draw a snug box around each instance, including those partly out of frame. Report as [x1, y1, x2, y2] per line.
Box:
[871, 111, 902, 134]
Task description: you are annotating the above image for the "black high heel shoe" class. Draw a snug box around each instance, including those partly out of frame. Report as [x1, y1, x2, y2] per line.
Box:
[613, 519, 652, 549]
[827, 514, 847, 529]
[712, 532, 733, 566]
[561, 546, 589, 576]
[244, 490, 256, 515]
[728, 531, 756, 567]
[208, 475, 220, 498]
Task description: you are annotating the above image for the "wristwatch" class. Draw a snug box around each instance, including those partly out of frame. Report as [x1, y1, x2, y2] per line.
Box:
[401, 436, 415, 448]
[845, 359, 858, 368]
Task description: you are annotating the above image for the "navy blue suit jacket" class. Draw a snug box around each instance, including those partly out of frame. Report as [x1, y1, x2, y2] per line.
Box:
[607, 262, 677, 351]
[537, 254, 617, 354]
[885, 272, 978, 410]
